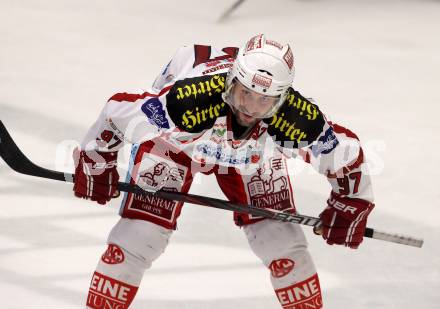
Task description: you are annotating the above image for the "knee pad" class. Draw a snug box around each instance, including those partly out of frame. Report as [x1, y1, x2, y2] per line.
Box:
[87, 219, 172, 308]
[243, 220, 317, 286]
[243, 219, 308, 263]
[243, 220, 323, 308]
[94, 218, 172, 285]
[107, 218, 173, 268]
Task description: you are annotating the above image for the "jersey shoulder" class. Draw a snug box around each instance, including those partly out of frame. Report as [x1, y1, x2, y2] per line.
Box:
[166, 73, 229, 133]
[153, 45, 239, 89]
[264, 87, 326, 148]
[163, 45, 239, 133]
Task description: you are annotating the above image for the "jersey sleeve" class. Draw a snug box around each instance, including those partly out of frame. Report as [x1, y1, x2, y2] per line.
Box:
[79, 46, 200, 152]
[301, 121, 374, 202]
[79, 87, 175, 152]
[79, 45, 232, 152]
[267, 88, 374, 202]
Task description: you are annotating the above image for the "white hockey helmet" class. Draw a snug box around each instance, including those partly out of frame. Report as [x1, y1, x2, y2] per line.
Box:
[223, 34, 295, 118]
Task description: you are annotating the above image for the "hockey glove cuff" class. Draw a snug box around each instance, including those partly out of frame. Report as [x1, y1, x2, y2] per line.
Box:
[73, 148, 119, 205]
[316, 191, 374, 249]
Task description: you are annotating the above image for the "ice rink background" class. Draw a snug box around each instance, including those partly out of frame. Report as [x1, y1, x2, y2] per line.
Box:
[1, 0, 439, 308]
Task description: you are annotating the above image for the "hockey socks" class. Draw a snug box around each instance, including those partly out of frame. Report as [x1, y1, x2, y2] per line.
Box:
[87, 271, 139, 308]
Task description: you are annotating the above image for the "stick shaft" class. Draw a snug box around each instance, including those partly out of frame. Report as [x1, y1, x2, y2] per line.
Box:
[0, 120, 423, 248]
[218, 0, 246, 22]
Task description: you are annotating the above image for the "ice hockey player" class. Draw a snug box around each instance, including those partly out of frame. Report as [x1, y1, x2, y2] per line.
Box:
[74, 34, 375, 308]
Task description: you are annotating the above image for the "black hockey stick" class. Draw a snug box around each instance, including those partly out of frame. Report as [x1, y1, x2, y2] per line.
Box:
[218, 0, 246, 22]
[0, 120, 424, 248]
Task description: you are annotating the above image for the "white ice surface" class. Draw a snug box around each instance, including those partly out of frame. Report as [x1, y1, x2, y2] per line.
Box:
[0, 0, 439, 308]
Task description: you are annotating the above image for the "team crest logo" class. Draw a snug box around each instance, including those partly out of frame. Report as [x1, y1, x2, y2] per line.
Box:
[101, 244, 125, 265]
[247, 158, 291, 210]
[139, 162, 184, 191]
[141, 98, 170, 129]
[269, 259, 295, 278]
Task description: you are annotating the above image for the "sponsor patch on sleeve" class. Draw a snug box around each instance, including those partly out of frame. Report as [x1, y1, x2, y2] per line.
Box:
[141, 98, 170, 129]
[311, 127, 339, 156]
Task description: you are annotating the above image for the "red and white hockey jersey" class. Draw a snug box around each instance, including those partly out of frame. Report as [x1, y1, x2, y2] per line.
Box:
[80, 44, 374, 228]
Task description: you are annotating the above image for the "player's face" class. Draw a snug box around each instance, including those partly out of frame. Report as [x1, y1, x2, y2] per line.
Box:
[231, 81, 279, 126]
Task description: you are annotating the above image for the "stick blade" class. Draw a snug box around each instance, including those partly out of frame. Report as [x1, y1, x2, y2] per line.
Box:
[0, 120, 34, 175]
[0, 120, 68, 181]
